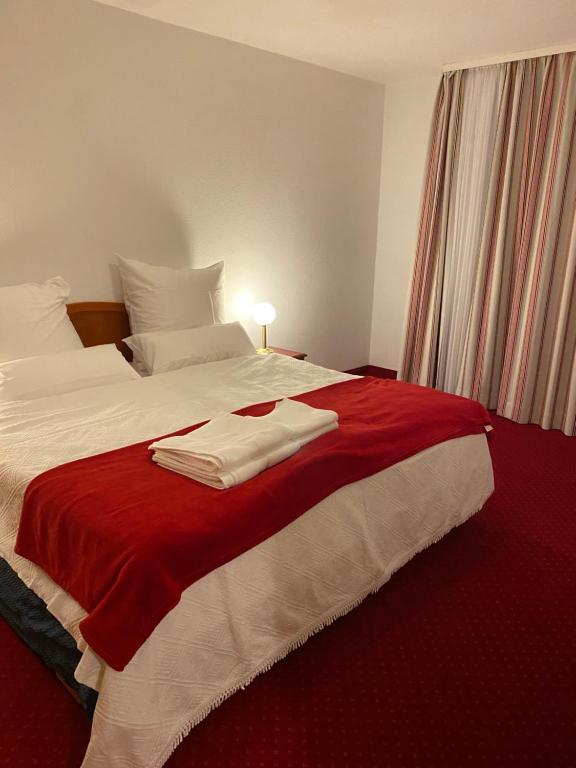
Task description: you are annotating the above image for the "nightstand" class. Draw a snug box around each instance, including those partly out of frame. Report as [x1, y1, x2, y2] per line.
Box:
[268, 347, 307, 360]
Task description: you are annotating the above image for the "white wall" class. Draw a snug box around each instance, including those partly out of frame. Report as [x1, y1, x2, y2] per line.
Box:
[369, 76, 439, 371]
[0, 0, 384, 371]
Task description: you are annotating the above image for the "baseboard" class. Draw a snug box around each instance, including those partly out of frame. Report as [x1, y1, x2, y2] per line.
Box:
[344, 365, 397, 379]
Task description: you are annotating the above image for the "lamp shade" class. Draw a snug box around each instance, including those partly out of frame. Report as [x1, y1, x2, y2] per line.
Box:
[253, 302, 276, 326]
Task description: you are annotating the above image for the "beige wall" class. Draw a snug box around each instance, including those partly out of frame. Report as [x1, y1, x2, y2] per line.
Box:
[0, 0, 384, 371]
[369, 76, 439, 371]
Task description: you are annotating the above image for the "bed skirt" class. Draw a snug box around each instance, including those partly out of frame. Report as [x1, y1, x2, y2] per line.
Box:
[0, 555, 97, 717]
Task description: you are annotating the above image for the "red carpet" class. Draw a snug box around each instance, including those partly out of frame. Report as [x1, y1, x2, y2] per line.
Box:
[1, 415, 575, 768]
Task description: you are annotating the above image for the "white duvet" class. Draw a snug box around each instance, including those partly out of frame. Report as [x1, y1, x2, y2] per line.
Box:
[0, 354, 494, 768]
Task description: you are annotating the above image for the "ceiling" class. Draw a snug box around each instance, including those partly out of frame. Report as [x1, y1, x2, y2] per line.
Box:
[93, 0, 576, 83]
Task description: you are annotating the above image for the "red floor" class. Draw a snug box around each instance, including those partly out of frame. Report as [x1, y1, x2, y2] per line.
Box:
[1, 415, 575, 768]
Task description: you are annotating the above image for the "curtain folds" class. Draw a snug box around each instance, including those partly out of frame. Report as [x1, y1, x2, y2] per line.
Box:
[401, 52, 576, 436]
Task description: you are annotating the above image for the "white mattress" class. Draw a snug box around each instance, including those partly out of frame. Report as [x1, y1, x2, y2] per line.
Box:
[0, 354, 494, 768]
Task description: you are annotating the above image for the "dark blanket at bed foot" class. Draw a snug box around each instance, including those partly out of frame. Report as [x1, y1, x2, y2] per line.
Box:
[0, 556, 97, 717]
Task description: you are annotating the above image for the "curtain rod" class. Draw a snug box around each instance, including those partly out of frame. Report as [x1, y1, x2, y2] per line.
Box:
[443, 42, 576, 72]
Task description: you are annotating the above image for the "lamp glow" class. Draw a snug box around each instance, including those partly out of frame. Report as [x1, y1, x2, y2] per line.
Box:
[253, 302, 276, 353]
[233, 290, 254, 319]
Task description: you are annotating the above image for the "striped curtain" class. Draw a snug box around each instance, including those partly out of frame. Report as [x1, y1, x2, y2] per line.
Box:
[401, 52, 576, 436]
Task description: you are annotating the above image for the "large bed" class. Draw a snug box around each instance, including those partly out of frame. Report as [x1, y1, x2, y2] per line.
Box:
[0, 302, 494, 768]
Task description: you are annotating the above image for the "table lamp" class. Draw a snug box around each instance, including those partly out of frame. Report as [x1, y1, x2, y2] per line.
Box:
[253, 302, 276, 354]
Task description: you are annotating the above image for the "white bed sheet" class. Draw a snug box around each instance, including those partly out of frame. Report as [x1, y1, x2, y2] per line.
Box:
[0, 354, 494, 768]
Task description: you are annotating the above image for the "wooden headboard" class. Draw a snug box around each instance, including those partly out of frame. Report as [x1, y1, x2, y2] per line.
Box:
[67, 302, 132, 360]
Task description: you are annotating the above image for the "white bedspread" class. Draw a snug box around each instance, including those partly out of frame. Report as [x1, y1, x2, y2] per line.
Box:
[0, 354, 494, 768]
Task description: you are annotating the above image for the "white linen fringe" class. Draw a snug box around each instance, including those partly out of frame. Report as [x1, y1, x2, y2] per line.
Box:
[153, 503, 484, 768]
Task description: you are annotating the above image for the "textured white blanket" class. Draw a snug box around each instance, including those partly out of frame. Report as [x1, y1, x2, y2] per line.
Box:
[0, 354, 494, 768]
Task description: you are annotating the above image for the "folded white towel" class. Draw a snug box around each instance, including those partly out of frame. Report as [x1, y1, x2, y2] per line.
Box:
[149, 398, 338, 489]
[152, 440, 301, 489]
[265, 398, 337, 439]
[149, 413, 295, 474]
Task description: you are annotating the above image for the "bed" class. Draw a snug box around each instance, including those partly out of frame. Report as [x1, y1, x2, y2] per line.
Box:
[0, 302, 495, 768]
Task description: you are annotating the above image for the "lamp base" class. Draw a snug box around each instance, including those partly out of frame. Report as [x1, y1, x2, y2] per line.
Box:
[256, 347, 273, 355]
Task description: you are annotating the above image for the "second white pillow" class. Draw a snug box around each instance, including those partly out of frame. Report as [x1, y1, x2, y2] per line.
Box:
[124, 322, 256, 375]
[118, 256, 225, 335]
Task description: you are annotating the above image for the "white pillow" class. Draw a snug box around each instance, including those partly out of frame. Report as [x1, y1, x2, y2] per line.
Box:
[0, 277, 83, 363]
[124, 322, 256, 375]
[0, 345, 140, 402]
[118, 256, 225, 335]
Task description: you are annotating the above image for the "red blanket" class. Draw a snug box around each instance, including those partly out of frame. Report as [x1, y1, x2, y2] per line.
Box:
[15, 377, 490, 671]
